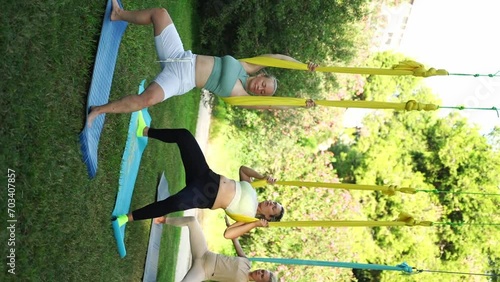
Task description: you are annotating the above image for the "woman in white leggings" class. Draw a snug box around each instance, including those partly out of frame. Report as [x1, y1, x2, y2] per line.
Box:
[164, 216, 277, 282]
[86, 0, 317, 127]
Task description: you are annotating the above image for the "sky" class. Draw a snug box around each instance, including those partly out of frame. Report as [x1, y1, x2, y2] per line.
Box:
[343, 0, 500, 134]
[398, 0, 500, 133]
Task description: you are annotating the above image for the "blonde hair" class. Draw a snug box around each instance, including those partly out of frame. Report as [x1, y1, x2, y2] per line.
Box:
[270, 75, 278, 95]
[269, 272, 278, 282]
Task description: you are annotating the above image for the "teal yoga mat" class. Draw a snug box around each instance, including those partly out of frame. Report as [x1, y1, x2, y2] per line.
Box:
[112, 80, 151, 258]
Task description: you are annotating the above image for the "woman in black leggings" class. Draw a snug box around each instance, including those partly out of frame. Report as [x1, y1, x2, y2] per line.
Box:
[113, 123, 285, 239]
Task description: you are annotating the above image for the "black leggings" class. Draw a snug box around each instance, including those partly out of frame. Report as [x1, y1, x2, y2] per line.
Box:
[132, 128, 221, 221]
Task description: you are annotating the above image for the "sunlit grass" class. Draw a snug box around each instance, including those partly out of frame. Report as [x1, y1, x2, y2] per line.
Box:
[0, 1, 198, 281]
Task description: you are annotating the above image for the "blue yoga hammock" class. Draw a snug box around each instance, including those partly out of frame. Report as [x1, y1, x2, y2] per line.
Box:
[79, 0, 128, 179]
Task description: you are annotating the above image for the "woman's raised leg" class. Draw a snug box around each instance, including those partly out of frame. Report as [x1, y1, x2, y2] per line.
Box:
[110, 0, 173, 36]
[86, 2, 178, 127]
[165, 216, 208, 258]
[86, 83, 164, 128]
[147, 128, 210, 183]
[167, 217, 208, 282]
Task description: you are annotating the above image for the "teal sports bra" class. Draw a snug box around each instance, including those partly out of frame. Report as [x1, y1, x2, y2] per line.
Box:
[204, 55, 248, 97]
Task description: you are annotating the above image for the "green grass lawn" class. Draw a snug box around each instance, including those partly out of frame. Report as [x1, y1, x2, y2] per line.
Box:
[1, 0, 199, 281]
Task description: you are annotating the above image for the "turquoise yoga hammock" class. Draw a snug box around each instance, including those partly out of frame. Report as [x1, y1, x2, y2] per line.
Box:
[79, 0, 127, 179]
[249, 258, 413, 273]
[111, 81, 152, 258]
[248, 258, 497, 278]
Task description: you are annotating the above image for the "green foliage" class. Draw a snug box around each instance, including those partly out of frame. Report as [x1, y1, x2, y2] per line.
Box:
[198, 0, 368, 58]
[353, 51, 425, 102]
[329, 139, 363, 183]
[486, 126, 500, 152]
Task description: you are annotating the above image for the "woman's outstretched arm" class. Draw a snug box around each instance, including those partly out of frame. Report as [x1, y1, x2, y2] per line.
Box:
[241, 54, 318, 74]
[224, 219, 268, 239]
[239, 166, 276, 183]
[225, 216, 247, 257]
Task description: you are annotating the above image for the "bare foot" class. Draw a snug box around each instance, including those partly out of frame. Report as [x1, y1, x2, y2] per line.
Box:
[86, 106, 99, 128]
[153, 216, 166, 224]
[110, 0, 123, 21]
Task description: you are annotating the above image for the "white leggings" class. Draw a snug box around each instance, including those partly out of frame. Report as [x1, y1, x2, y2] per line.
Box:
[168, 217, 215, 282]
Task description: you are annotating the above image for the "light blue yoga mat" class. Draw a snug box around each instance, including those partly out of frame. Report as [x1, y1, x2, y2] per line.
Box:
[143, 172, 170, 281]
[112, 80, 151, 258]
[79, 0, 128, 179]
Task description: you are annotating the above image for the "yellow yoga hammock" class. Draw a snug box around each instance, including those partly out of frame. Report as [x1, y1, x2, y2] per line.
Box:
[240, 56, 449, 77]
[249, 179, 417, 196]
[222, 96, 439, 110]
[225, 211, 433, 227]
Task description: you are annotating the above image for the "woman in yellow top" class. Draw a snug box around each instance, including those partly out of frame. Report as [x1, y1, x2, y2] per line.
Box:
[113, 124, 284, 239]
[87, 0, 317, 127]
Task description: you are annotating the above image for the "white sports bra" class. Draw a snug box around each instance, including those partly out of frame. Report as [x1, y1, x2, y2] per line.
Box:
[225, 181, 258, 217]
